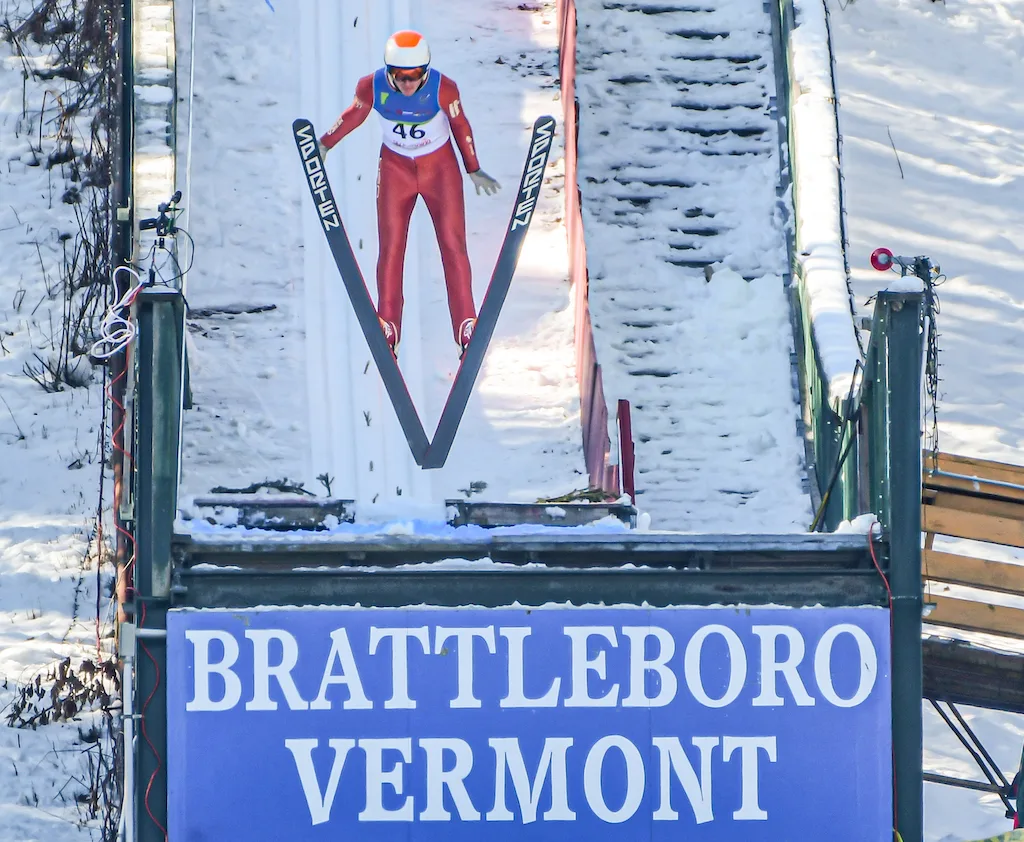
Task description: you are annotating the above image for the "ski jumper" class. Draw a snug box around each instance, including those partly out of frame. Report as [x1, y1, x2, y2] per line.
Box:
[320, 68, 482, 344]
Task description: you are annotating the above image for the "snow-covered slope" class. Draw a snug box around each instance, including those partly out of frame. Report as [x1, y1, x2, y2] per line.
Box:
[0, 0, 115, 836]
[177, 0, 585, 514]
[575, 0, 811, 530]
[175, 0, 309, 494]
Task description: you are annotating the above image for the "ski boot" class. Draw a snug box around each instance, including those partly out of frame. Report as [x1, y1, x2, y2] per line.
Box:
[458, 317, 476, 359]
[379, 318, 399, 358]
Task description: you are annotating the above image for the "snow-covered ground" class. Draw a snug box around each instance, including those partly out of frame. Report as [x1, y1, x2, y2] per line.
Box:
[0, 0, 116, 836]
[828, 0, 1024, 837]
[173, 0, 310, 496]
[3, 0, 1024, 838]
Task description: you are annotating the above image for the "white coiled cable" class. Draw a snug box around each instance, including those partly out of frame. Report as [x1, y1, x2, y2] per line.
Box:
[89, 266, 145, 359]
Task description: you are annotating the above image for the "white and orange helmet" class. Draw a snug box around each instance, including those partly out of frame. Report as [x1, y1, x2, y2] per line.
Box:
[384, 30, 430, 70]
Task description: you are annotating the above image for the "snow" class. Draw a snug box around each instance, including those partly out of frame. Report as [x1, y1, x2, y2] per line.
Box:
[2, 0, 1024, 838]
[575, 0, 812, 531]
[835, 512, 880, 534]
[178, 511, 631, 544]
[0, 0, 115, 835]
[789, 0, 864, 400]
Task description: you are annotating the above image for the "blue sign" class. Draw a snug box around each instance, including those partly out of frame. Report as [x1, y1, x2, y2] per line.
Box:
[167, 606, 892, 840]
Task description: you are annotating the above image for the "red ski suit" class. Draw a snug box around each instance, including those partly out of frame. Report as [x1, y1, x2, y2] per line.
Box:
[320, 71, 481, 345]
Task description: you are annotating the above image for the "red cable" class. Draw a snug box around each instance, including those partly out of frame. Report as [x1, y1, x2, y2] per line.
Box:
[107, 363, 138, 602]
[868, 526, 898, 838]
[867, 525, 893, 604]
[106, 276, 163, 834]
[137, 602, 169, 840]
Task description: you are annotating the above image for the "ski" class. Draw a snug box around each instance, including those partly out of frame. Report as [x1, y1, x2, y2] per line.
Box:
[422, 115, 558, 468]
[292, 118, 430, 466]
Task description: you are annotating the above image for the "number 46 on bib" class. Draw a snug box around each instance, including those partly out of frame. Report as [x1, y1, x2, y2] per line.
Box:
[393, 123, 427, 140]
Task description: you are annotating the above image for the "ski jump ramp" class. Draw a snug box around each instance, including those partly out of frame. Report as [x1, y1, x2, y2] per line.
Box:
[296, 0, 810, 528]
[300, 0, 433, 510]
[180, 0, 810, 529]
[298, 0, 584, 516]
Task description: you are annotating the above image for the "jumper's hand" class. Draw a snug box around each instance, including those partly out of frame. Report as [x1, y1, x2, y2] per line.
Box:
[317, 140, 329, 158]
[469, 169, 501, 196]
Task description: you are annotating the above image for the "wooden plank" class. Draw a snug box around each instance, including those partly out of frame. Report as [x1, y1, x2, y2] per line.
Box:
[922, 504, 1024, 549]
[924, 549, 1024, 596]
[927, 595, 1024, 639]
[925, 451, 1024, 490]
[445, 500, 636, 528]
[924, 490, 1024, 522]
[924, 636, 1024, 714]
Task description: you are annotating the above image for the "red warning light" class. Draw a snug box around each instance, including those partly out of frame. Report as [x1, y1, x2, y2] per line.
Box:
[870, 247, 894, 272]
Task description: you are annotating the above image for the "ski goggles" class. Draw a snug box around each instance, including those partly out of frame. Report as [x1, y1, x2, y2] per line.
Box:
[388, 65, 428, 83]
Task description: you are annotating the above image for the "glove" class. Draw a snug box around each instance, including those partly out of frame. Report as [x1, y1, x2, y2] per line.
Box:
[317, 139, 329, 158]
[469, 169, 501, 196]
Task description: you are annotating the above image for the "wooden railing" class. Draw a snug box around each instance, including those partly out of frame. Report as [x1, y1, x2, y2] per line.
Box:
[923, 452, 1024, 640]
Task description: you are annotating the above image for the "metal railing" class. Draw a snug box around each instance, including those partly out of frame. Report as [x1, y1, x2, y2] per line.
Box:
[557, 0, 635, 498]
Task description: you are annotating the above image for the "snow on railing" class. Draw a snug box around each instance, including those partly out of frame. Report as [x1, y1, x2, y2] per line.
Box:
[785, 0, 862, 403]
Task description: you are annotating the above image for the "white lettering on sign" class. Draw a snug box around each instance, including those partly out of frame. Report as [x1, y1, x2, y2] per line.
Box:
[184, 629, 241, 712]
[652, 736, 718, 823]
[368, 626, 430, 709]
[360, 738, 414, 821]
[622, 625, 677, 707]
[176, 613, 887, 833]
[245, 629, 308, 711]
[752, 625, 815, 707]
[434, 626, 496, 709]
[814, 624, 878, 707]
[184, 621, 881, 712]
[583, 735, 645, 823]
[724, 736, 778, 820]
[279, 734, 782, 826]
[684, 624, 746, 708]
[419, 738, 479, 821]
[564, 626, 619, 707]
[284, 738, 354, 826]
[310, 628, 372, 710]
[500, 626, 561, 707]
[488, 737, 575, 823]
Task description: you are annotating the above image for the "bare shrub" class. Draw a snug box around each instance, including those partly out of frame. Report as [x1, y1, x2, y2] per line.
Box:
[3, 0, 117, 392]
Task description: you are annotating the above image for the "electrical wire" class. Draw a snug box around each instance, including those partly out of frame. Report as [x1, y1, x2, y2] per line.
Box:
[108, 358, 137, 621]
[808, 359, 863, 531]
[867, 526, 897, 837]
[89, 265, 146, 360]
[138, 600, 169, 841]
[94, 361, 107, 659]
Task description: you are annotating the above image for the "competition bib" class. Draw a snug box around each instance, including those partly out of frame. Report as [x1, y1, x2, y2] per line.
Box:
[372, 68, 451, 158]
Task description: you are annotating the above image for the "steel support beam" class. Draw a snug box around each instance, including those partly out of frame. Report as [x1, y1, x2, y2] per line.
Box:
[177, 566, 889, 611]
[133, 287, 184, 842]
[177, 531, 881, 570]
[884, 292, 925, 842]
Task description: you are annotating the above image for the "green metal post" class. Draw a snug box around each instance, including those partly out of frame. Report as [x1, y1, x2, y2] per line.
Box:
[133, 287, 185, 841]
[883, 291, 924, 842]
